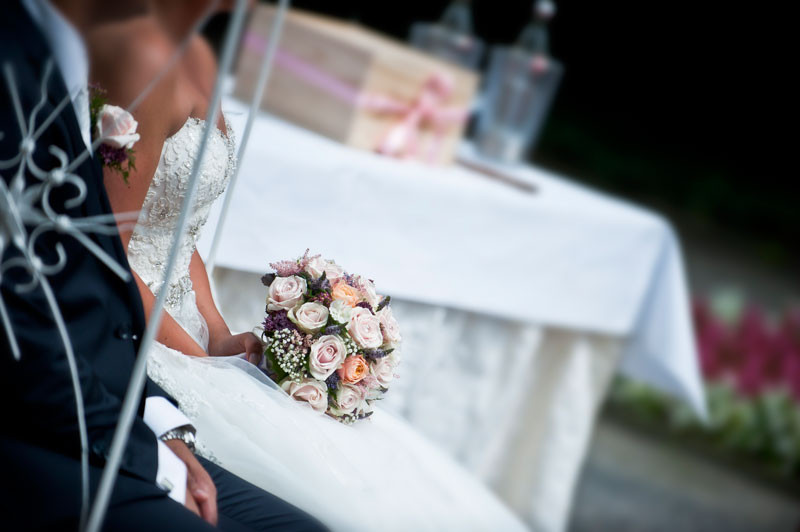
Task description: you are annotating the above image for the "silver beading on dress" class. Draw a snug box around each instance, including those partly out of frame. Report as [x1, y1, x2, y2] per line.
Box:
[127, 116, 235, 346]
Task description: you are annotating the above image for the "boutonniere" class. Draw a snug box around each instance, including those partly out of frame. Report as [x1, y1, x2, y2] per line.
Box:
[89, 83, 139, 184]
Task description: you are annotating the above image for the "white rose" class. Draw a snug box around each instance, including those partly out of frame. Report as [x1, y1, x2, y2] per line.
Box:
[346, 307, 383, 349]
[324, 261, 345, 283]
[331, 383, 364, 415]
[96, 104, 140, 149]
[281, 378, 329, 413]
[377, 306, 402, 346]
[288, 302, 329, 333]
[329, 299, 353, 324]
[305, 256, 327, 279]
[308, 334, 346, 380]
[357, 275, 381, 308]
[267, 275, 307, 311]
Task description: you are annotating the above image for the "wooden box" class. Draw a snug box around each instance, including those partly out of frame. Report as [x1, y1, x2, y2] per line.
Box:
[234, 6, 479, 165]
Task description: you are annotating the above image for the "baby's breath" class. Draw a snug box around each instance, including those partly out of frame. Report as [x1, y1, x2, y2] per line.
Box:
[267, 329, 309, 382]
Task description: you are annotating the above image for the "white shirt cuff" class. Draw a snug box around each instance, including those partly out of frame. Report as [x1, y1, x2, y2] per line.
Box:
[144, 396, 193, 437]
[156, 440, 187, 504]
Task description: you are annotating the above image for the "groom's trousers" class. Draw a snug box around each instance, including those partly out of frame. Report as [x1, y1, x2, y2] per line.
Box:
[1, 438, 327, 531]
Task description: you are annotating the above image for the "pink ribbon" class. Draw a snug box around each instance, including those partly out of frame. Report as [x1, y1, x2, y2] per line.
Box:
[244, 31, 467, 163]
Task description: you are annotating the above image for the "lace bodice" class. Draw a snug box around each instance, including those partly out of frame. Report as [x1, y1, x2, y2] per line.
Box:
[128, 117, 235, 347]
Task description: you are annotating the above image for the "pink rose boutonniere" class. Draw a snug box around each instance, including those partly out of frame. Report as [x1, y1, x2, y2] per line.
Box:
[89, 84, 138, 184]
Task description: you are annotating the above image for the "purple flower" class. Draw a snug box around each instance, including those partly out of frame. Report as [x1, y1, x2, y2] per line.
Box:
[262, 310, 297, 333]
[309, 274, 331, 293]
[98, 143, 127, 166]
[309, 292, 333, 306]
[363, 348, 390, 361]
[376, 296, 391, 312]
[325, 372, 340, 391]
[356, 301, 373, 313]
[324, 324, 343, 336]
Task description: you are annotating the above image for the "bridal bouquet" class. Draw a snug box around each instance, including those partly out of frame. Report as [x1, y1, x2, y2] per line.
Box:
[259, 251, 401, 424]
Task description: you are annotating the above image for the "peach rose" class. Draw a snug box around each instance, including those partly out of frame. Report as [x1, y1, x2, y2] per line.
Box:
[96, 104, 140, 149]
[337, 355, 368, 384]
[281, 378, 328, 413]
[332, 281, 362, 308]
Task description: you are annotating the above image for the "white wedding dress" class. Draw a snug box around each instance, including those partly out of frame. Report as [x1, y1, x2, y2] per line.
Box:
[127, 116, 528, 531]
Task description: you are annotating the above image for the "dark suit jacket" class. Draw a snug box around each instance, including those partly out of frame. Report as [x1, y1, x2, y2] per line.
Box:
[1, 1, 174, 524]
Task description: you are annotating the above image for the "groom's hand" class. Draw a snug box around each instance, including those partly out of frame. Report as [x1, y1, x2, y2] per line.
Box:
[164, 439, 218, 526]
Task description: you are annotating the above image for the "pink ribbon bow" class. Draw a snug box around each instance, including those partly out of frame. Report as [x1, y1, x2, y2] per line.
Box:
[368, 73, 468, 163]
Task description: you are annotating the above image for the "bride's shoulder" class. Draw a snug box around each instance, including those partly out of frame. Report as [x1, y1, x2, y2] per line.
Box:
[89, 17, 180, 107]
[181, 35, 218, 99]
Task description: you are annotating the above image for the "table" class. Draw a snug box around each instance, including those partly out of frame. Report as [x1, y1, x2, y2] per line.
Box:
[198, 97, 706, 531]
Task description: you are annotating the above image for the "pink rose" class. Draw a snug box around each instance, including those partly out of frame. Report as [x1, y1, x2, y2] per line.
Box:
[288, 302, 329, 333]
[281, 378, 328, 413]
[356, 275, 381, 308]
[370, 356, 396, 388]
[308, 334, 346, 380]
[324, 262, 345, 283]
[377, 307, 401, 347]
[96, 104, 140, 149]
[346, 307, 383, 349]
[331, 383, 365, 415]
[267, 275, 307, 311]
[305, 256, 327, 279]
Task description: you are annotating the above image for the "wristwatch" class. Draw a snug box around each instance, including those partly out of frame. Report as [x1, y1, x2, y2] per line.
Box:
[160, 425, 197, 453]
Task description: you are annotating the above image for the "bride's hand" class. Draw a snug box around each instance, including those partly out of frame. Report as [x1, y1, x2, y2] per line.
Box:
[242, 333, 264, 366]
[208, 332, 264, 364]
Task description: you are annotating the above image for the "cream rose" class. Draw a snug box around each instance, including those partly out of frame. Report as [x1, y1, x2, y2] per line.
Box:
[324, 261, 345, 283]
[288, 302, 329, 333]
[329, 299, 352, 324]
[96, 104, 140, 149]
[356, 276, 381, 308]
[308, 334, 346, 380]
[305, 256, 327, 279]
[281, 378, 328, 413]
[332, 383, 364, 415]
[267, 275, 307, 311]
[377, 306, 402, 347]
[346, 307, 383, 349]
[370, 356, 396, 388]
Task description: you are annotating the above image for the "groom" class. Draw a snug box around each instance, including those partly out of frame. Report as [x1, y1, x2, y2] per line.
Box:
[0, 1, 323, 530]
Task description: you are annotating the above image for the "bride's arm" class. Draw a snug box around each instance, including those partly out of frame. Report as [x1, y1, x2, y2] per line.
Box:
[132, 269, 208, 357]
[189, 251, 263, 361]
[90, 25, 210, 357]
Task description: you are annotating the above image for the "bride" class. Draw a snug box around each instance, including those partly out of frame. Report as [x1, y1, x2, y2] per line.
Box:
[91, 2, 527, 530]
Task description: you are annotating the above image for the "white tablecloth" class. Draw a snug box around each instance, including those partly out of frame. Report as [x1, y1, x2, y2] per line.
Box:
[202, 97, 705, 418]
[198, 97, 706, 531]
